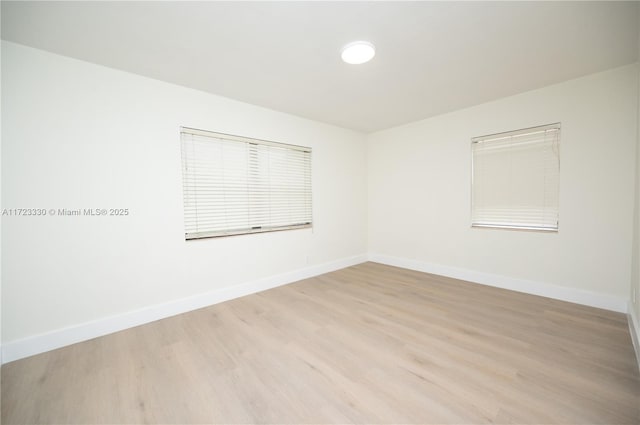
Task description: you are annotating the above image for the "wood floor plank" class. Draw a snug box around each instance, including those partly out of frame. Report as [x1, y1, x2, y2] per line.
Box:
[2, 262, 639, 424]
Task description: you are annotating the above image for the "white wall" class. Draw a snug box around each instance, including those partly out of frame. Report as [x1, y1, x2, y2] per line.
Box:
[0, 2, 4, 375]
[629, 8, 640, 364]
[3, 40, 639, 362]
[368, 65, 637, 305]
[1, 41, 367, 346]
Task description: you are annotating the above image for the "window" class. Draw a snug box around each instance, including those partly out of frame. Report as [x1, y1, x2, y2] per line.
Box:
[180, 127, 312, 239]
[471, 123, 560, 231]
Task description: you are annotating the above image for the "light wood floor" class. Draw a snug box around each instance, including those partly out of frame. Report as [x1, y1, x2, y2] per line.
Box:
[3, 262, 640, 424]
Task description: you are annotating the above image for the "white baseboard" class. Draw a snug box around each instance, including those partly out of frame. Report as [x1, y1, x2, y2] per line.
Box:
[2, 254, 368, 364]
[368, 253, 628, 313]
[628, 302, 640, 373]
[3, 253, 631, 364]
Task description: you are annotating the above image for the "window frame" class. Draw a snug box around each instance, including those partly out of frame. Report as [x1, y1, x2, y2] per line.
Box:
[180, 127, 312, 240]
[470, 123, 560, 232]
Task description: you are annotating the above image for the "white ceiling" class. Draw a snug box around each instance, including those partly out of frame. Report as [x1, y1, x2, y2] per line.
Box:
[2, 1, 638, 133]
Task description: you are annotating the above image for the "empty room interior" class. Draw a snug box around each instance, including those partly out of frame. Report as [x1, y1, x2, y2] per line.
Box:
[2, 1, 640, 424]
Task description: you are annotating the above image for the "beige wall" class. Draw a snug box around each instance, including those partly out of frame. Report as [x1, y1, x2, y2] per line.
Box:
[368, 65, 637, 303]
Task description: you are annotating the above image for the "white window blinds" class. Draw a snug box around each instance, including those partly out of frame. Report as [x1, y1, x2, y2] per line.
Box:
[471, 123, 560, 231]
[180, 127, 312, 239]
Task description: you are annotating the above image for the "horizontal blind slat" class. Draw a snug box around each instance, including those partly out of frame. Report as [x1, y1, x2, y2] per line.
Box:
[472, 124, 560, 231]
[181, 128, 313, 239]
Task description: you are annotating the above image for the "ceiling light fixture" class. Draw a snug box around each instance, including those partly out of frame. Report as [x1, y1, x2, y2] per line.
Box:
[341, 41, 376, 65]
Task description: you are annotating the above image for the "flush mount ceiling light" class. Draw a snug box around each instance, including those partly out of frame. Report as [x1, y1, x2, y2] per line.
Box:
[341, 41, 376, 64]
